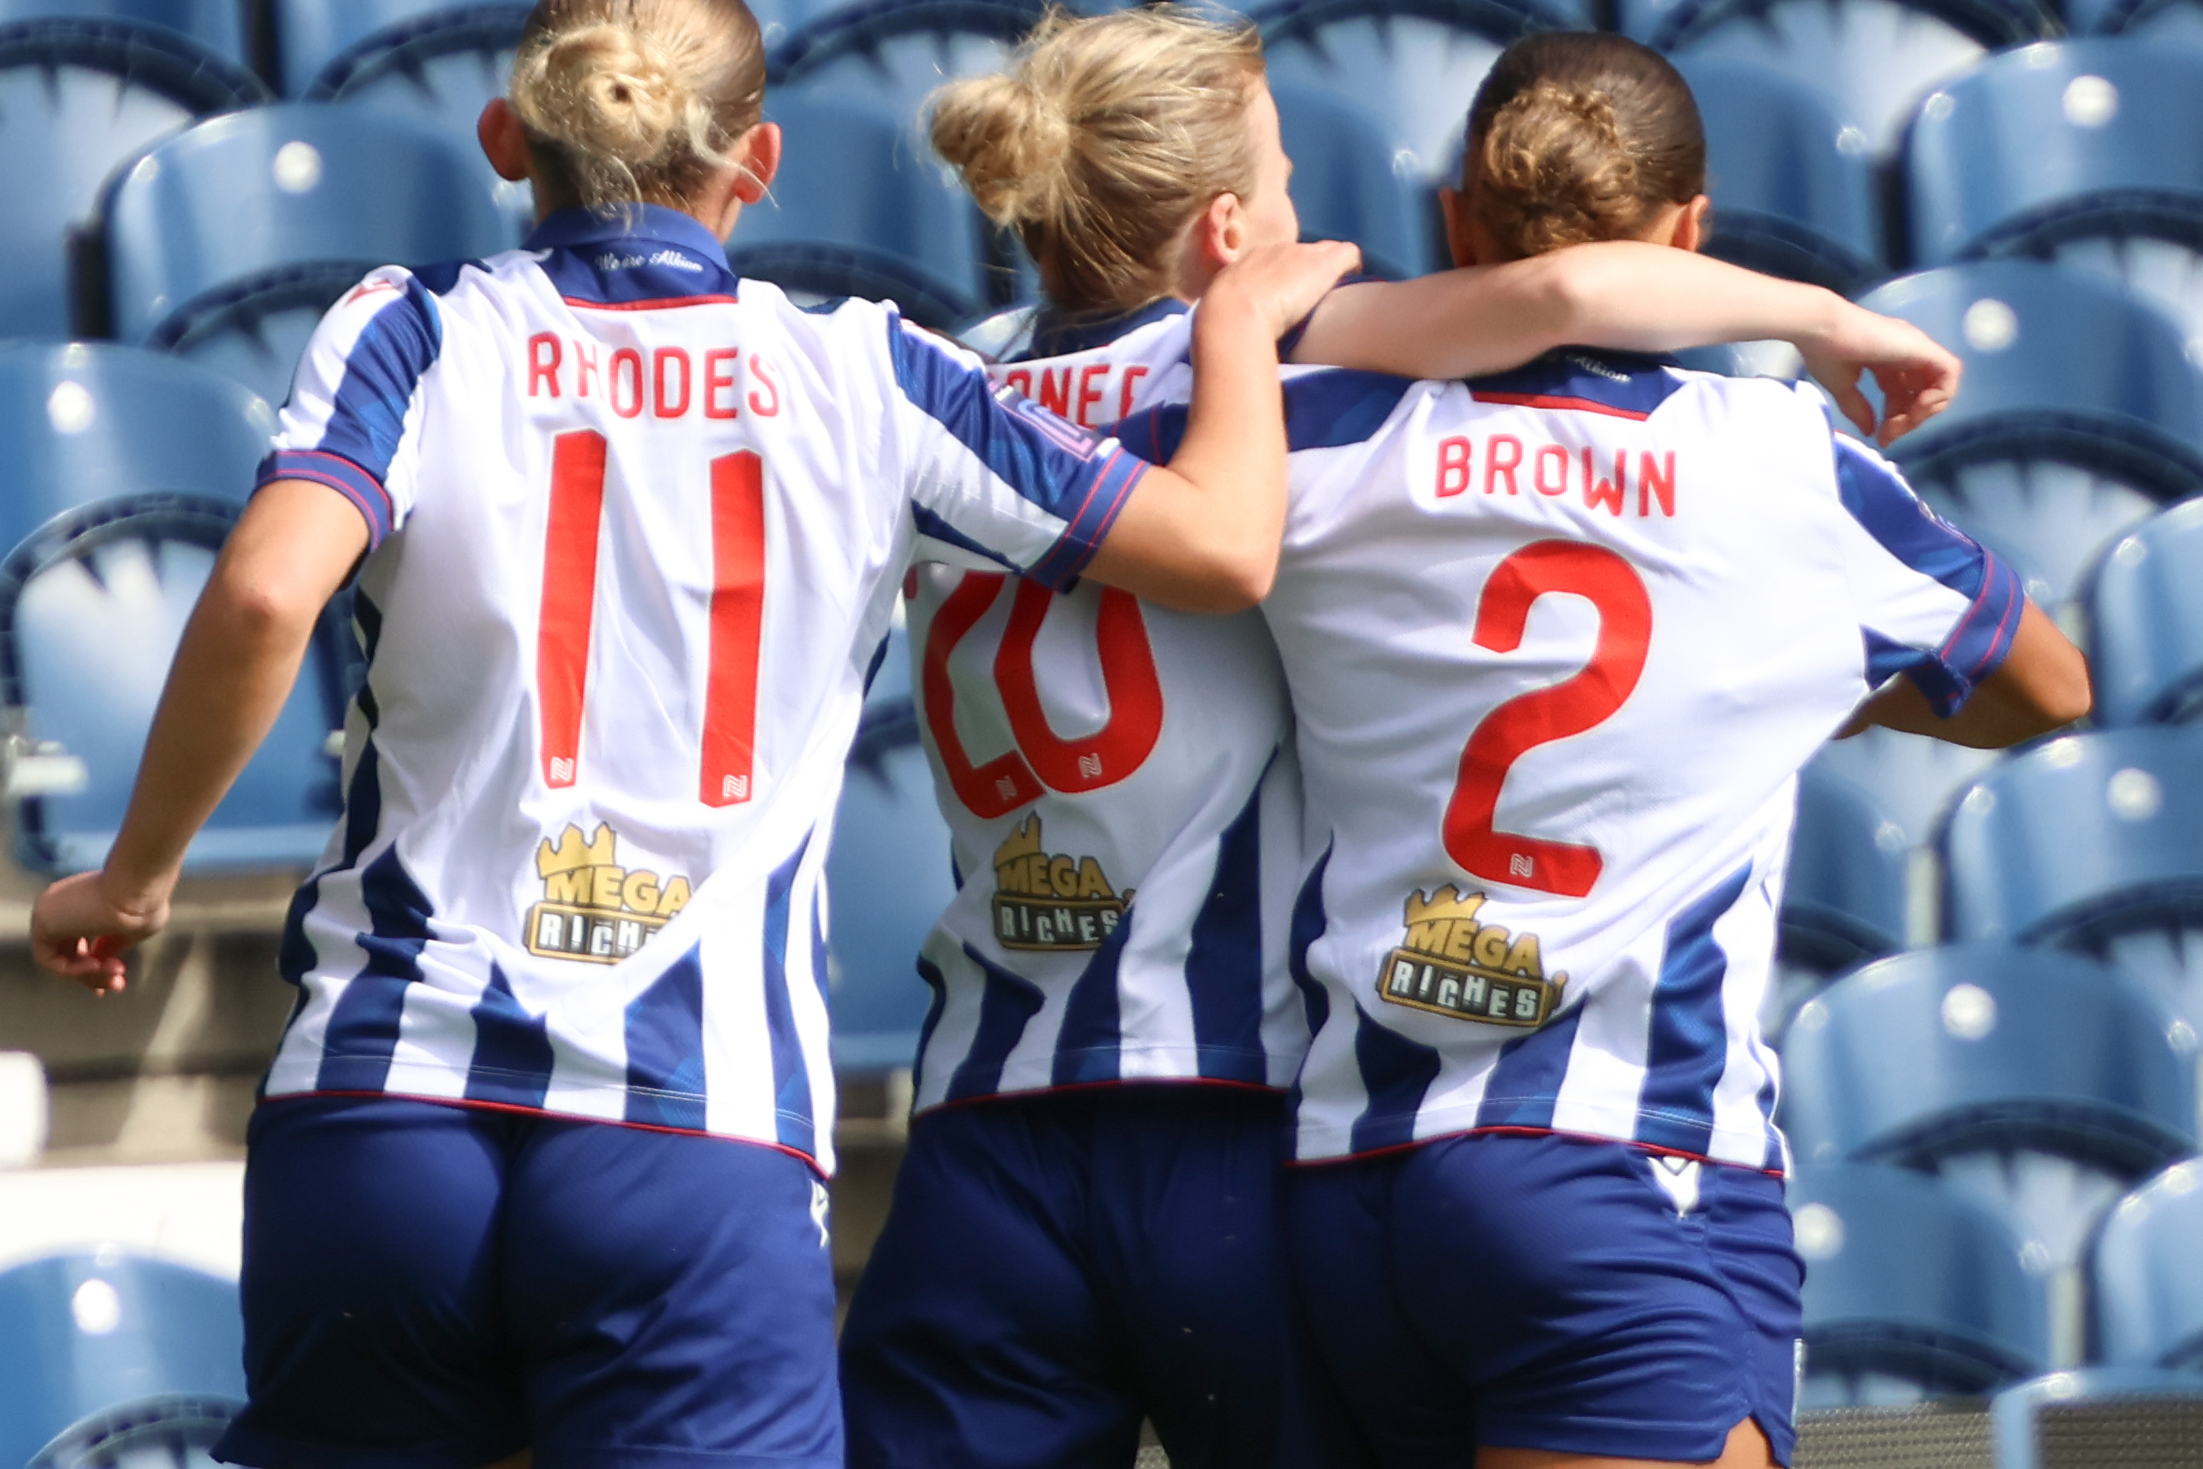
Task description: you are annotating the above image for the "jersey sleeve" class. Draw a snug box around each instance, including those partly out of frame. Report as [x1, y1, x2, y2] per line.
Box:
[883, 314, 1149, 590]
[1820, 410, 2025, 714]
[256, 266, 444, 548]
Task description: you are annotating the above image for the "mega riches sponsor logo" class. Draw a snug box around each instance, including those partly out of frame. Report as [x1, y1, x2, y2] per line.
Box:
[1376, 885, 1567, 1029]
[991, 814, 1130, 951]
[526, 823, 693, 964]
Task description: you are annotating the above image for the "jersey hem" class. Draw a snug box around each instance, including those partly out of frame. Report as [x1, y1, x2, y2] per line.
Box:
[917, 1072, 1285, 1117]
[1286, 1120, 1784, 1176]
[258, 1089, 831, 1179]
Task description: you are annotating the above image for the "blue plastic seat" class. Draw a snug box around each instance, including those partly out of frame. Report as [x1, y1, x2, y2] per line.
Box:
[729, 91, 988, 326]
[294, 4, 535, 238]
[1256, 0, 1562, 236]
[1856, 261, 2203, 610]
[101, 103, 514, 403]
[1789, 1164, 2048, 1404]
[1656, 0, 2054, 159]
[1677, 56, 1884, 292]
[1782, 944, 2198, 1266]
[1768, 765, 1909, 1040]
[1989, 1368, 2203, 1468]
[1905, 40, 2203, 345]
[0, 0, 247, 66]
[827, 624, 953, 1075]
[0, 343, 268, 554]
[768, 0, 1043, 123]
[2080, 0, 2203, 44]
[2087, 499, 2203, 728]
[0, 1252, 244, 1469]
[0, 14, 264, 341]
[2090, 1157, 2203, 1370]
[1272, 83, 1432, 279]
[1941, 726, 2203, 949]
[29, 1394, 240, 1469]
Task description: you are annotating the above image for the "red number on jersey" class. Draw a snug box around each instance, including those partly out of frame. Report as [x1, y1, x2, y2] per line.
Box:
[535, 432, 767, 804]
[921, 572, 1165, 817]
[1442, 540, 1653, 898]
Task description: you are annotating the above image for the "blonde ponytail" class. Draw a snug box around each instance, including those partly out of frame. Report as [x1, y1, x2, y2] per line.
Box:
[930, 7, 1265, 319]
[511, 0, 766, 212]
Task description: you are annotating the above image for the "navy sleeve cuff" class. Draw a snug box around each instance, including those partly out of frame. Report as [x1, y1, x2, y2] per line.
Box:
[259, 449, 395, 548]
[1024, 447, 1148, 590]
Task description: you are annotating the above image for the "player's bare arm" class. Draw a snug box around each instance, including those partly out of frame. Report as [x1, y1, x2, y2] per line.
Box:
[1082, 239, 1360, 613]
[1293, 244, 1961, 447]
[1843, 598, 2093, 748]
[29, 481, 367, 990]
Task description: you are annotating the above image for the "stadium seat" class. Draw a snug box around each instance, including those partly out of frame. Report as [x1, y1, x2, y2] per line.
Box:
[729, 91, 988, 327]
[1768, 765, 1909, 1040]
[0, 343, 267, 555]
[1789, 1164, 2048, 1404]
[2078, 0, 2203, 45]
[2086, 498, 2203, 728]
[292, 3, 535, 237]
[1654, 0, 2055, 160]
[1905, 41, 2203, 344]
[0, 0, 247, 66]
[1256, 0, 1561, 239]
[100, 103, 515, 405]
[1782, 945, 2198, 1269]
[29, 1394, 239, 1469]
[0, 11, 264, 341]
[1805, 727, 1999, 854]
[1941, 725, 2203, 948]
[1988, 1367, 2203, 1469]
[276, 0, 513, 94]
[3, 522, 347, 872]
[827, 623, 953, 1075]
[1856, 261, 2203, 611]
[1272, 83, 1432, 279]
[2090, 1157, 2203, 1369]
[0, 1251, 244, 1469]
[1676, 56, 1884, 293]
[767, 0, 1043, 126]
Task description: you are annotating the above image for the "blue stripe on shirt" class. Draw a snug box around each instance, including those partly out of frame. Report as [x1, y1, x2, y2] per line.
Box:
[624, 944, 708, 1131]
[944, 942, 1047, 1103]
[1185, 762, 1273, 1084]
[316, 274, 443, 491]
[1116, 369, 1417, 462]
[1473, 1002, 1585, 1131]
[887, 316, 1149, 589]
[1052, 917, 1131, 1086]
[465, 964, 554, 1109]
[1634, 863, 1755, 1157]
[761, 835, 817, 1156]
[314, 843, 435, 1093]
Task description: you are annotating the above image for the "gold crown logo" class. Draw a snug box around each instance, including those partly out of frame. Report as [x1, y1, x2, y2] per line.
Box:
[1404, 884, 1486, 926]
[537, 822, 617, 877]
[994, 813, 1044, 867]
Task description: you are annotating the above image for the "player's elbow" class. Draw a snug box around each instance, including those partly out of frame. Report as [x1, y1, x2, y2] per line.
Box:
[209, 564, 325, 646]
[2033, 643, 2094, 731]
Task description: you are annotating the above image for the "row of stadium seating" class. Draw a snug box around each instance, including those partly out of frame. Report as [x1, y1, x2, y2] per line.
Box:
[14, 0, 2203, 331]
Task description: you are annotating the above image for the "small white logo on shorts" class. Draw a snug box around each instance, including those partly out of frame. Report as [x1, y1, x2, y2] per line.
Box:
[810, 1181, 831, 1248]
[1648, 1154, 1702, 1217]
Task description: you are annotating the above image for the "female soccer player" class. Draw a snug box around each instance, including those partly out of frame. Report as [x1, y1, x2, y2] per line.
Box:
[841, 12, 1969, 1469]
[1111, 32, 2088, 1469]
[25, 2, 1359, 1465]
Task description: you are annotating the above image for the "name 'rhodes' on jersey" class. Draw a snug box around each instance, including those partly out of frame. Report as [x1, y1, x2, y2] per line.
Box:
[1114, 350, 2024, 1169]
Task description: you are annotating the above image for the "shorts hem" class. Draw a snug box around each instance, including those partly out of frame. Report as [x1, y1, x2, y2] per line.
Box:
[533, 1450, 844, 1469]
[214, 1425, 526, 1469]
[1476, 1400, 1756, 1465]
[1287, 1121, 1785, 1175]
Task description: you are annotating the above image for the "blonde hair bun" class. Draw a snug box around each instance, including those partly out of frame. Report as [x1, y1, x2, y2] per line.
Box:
[510, 0, 767, 212]
[930, 71, 1073, 230]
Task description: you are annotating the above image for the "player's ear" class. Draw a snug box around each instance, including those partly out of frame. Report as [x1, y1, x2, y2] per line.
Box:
[1670, 194, 1711, 253]
[478, 99, 532, 184]
[1201, 191, 1245, 268]
[730, 122, 781, 205]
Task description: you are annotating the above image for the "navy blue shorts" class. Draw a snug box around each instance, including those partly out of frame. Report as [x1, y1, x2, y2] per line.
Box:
[1284, 1131, 1803, 1468]
[840, 1085, 1359, 1469]
[215, 1094, 841, 1469]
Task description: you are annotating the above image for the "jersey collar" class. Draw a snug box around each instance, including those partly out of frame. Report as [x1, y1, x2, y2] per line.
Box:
[1018, 297, 1190, 361]
[527, 204, 731, 270]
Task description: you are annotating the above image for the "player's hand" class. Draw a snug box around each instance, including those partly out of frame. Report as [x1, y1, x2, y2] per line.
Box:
[31, 870, 172, 994]
[1797, 306, 1962, 448]
[1208, 241, 1364, 341]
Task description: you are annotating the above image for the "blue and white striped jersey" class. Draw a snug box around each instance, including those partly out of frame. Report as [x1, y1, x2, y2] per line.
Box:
[1121, 352, 2022, 1167]
[257, 205, 1149, 1174]
[901, 301, 1309, 1113]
